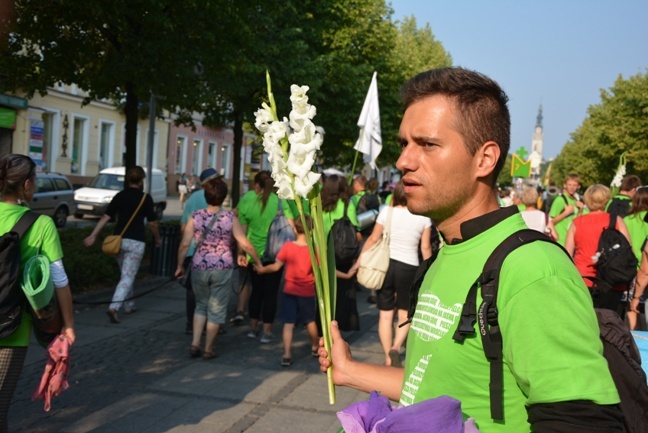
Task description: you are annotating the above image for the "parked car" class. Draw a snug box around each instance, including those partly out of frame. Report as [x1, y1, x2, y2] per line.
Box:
[31, 172, 75, 228]
[74, 166, 167, 220]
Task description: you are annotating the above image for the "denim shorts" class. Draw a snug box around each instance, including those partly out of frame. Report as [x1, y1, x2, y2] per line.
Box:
[191, 269, 233, 324]
[279, 293, 316, 325]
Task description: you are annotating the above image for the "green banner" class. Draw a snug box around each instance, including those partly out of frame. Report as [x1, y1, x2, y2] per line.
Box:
[0, 107, 16, 129]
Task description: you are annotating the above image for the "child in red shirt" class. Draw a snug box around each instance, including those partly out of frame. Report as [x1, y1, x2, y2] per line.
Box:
[258, 216, 319, 366]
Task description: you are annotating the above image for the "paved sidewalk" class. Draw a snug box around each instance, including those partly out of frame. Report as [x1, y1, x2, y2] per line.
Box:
[10, 275, 386, 432]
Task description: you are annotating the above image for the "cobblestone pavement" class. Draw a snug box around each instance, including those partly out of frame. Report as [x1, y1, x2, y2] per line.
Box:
[10, 276, 384, 432]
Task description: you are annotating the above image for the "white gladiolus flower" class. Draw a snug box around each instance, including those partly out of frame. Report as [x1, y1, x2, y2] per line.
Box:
[293, 171, 321, 197]
[290, 85, 310, 107]
[254, 103, 274, 133]
[610, 164, 626, 188]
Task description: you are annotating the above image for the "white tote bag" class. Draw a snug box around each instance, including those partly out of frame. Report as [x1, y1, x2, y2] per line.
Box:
[357, 208, 392, 290]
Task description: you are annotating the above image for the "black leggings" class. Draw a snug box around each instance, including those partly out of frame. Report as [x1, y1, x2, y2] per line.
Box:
[248, 264, 282, 324]
[0, 346, 27, 433]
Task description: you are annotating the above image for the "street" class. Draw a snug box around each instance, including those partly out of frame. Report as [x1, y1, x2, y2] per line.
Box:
[10, 198, 384, 432]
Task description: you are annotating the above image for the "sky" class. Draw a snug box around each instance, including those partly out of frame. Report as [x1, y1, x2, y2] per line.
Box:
[388, 0, 648, 159]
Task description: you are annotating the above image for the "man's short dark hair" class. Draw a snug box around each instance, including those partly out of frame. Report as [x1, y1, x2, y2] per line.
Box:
[126, 166, 146, 185]
[400, 67, 511, 180]
[621, 175, 642, 192]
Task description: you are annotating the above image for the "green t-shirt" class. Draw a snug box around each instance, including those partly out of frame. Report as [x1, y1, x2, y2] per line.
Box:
[281, 198, 309, 220]
[0, 203, 64, 347]
[350, 191, 366, 209]
[624, 210, 648, 266]
[237, 190, 279, 262]
[402, 212, 619, 433]
[322, 199, 359, 238]
[549, 194, 579, 245]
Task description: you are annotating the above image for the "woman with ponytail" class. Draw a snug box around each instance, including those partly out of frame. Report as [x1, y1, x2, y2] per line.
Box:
[236, 171, 282, 343]
[0, 154, 75, 433]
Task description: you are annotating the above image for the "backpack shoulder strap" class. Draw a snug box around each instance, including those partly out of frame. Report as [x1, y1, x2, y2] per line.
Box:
[452, 229, 568, 420]
[608, 212, 616, 230]
[401, 249, 439, 327]
[343, 200, 349, 218]
[12, 211, 39, 239]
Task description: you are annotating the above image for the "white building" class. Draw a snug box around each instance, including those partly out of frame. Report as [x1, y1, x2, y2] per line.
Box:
[529, 105, 544, 180]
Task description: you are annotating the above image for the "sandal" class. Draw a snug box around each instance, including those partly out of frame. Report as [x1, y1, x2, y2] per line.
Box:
[311, 347, 319, 358]
[281, 357, 292, 367]
[106, 308, 120, 324]
[388, 349, 402, 368]
[202, 351, 217, 360]
[189, 345, 202, 358]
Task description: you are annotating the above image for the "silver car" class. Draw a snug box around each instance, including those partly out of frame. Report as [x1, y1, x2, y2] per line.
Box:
[31, 173, 75, 228]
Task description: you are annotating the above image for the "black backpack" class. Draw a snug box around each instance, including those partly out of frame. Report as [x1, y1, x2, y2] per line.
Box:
[0, 212, 39, 339]
[329, 201, 360, 266]
[357, 193, 380, 215]
[596, 308, 648, 433]
[607, 196, 632, 219]
[407, 229, 648, 429]
[590, 213, 638, 290]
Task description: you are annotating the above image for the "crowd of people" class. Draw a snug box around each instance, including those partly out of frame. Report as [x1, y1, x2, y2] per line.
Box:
[2, 66, 647, 433]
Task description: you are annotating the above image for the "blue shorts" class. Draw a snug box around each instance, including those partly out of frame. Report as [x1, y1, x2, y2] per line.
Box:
[279, 293, 316, 325]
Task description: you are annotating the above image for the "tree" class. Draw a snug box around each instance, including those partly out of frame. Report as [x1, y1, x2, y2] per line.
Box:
[1, 0, 228, 171]
[553, 71, 648, 187]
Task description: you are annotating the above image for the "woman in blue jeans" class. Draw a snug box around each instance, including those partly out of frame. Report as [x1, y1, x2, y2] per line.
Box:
[176, 176, 260, 359]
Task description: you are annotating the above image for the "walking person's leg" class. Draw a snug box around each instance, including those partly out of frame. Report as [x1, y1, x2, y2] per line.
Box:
[108, 239, 145, 320]
[247, 264, 264, 337]
[376, 261, 398, 365]
[260, 269, 282, 342]
[203, 269, 232, 358]
[0, 347, 27, 433]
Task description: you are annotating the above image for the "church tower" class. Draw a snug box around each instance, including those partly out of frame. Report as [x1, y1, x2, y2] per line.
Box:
[529, 105, 544, 180]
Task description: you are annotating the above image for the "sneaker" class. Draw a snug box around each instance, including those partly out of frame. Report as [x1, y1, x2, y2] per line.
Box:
[229, 311, 245, 325]
[281, 357, 292, 367]
[259, 333, 275, 344]
[247, 329, 259, 339]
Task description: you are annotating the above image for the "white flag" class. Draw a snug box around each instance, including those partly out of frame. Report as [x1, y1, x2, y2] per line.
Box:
[354, 72, 382, 170]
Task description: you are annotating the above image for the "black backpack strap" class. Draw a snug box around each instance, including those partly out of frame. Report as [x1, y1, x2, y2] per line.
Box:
[607, 212, 616, 230]
[452, 229, 567, 420]
[400, 250, 438, 328]
[12, 211, 39, 239]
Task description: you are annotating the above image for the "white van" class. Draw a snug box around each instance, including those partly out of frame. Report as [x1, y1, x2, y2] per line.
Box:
[74, 167, 167, 220]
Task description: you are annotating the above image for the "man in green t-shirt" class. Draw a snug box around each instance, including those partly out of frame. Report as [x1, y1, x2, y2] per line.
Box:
[318, 67, 623, 433]
[549, 173, 584, 245]
[606, 174, 642, 218]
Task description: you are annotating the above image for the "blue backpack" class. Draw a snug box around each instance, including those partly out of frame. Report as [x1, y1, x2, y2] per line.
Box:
[262, 201, 295, 263]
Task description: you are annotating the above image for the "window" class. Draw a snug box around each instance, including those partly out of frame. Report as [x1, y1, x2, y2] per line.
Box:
[99, 121, 115, 170]
[220, 144, 231, 178]
[176, 136, 187, 174]
[208, 142, 217, 169]
[192, 139, 203, 176]
[71, 115, 89, 174]
[36, 177, 55, 193]
[53, 178, 72, 191]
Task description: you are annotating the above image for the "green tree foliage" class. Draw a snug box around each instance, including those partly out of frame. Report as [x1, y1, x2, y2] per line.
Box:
[1, 1, 452, 204]
[1, 0, 227, 171]
[376, 15, 452, 165]
[552, 71, 648, 188]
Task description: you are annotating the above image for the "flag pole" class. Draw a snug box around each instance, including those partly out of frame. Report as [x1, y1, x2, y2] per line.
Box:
[349, 149, 360, 185]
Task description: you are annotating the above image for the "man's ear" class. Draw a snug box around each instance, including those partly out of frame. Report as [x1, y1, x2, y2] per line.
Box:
[475, 141, 500, 179]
